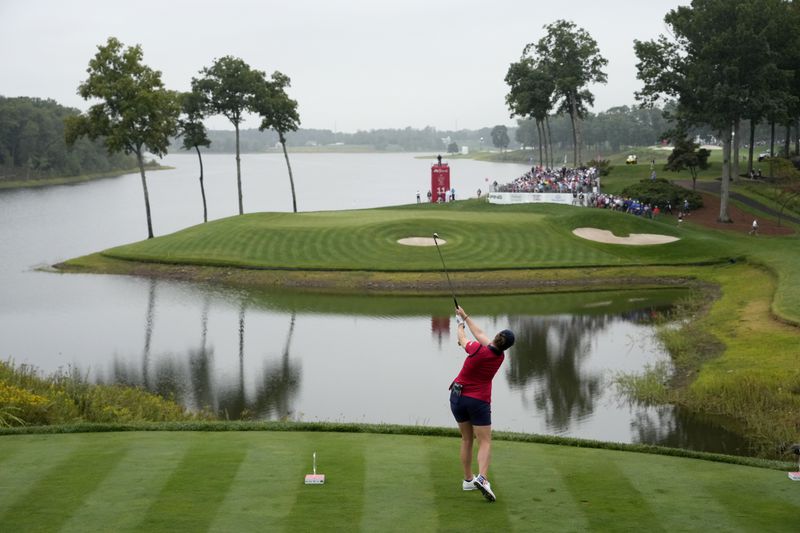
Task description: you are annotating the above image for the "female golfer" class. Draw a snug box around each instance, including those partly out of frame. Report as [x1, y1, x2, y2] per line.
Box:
[450, 305, 515, 502]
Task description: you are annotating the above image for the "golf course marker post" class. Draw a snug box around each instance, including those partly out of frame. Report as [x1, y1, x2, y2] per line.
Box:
[304, 452, 325, 484]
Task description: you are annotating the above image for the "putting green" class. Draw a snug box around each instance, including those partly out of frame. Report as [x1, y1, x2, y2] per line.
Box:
[97, 202, 726, 271]
[1, 431, 797, 532]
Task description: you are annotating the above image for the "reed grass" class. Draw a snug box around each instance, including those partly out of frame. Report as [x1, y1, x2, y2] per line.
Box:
[0, 360, 200, 426]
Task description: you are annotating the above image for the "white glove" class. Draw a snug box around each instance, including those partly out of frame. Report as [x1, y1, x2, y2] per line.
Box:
[456, 315, 465, 327]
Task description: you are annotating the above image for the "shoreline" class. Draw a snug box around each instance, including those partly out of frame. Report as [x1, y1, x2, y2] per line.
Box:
[55, 253, 701, 295]
[0, 164, 170, 190]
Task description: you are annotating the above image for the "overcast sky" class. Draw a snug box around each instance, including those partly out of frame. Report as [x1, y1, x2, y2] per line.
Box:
[0, 0, 686, 132]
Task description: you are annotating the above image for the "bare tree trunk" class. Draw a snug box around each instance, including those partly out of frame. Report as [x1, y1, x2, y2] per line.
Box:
[137, 151, 154, 239]
[747, 119, 755, 176]
[280, 134, 298, 213]
[569, 95, 579, 166]
[536, 119, 543, 167]
[732, 119, 740, 181]
[719, 126, 733, 223]
[195, 145, 207, 223]
[770, 120, 775, 158]
[795, 118, 799, 155]
[546, 115, 554, 168]
[235, 123, 243, 215]
[784, 123, 791, 157]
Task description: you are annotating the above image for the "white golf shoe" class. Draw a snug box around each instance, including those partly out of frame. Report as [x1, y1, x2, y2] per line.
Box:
[462, 475, 478, 491]
[473, 474, 496, 502]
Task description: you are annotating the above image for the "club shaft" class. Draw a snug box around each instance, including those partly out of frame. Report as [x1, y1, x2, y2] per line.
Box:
[433, 237, 458, 308]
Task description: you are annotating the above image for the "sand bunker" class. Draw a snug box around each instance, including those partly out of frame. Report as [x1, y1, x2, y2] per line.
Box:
[397, 237, 444, 246]
[572, 227, 679, 245]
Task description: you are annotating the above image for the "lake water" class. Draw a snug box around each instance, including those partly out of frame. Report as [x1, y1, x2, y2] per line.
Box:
[0, 152, 748, 454]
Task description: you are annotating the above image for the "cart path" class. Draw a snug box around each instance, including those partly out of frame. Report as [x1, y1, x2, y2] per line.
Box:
[677, 179, 800, 226]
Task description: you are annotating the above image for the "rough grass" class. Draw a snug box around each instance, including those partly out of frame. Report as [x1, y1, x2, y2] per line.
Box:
[0, 360, 199, 426]
[0, 430, 798, 532]
[616, 264, 800, 456]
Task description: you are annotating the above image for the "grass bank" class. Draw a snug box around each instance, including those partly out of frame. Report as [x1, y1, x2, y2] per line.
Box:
[0, 429, 797, 531]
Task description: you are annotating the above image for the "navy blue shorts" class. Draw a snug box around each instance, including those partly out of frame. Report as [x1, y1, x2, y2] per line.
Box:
[450, 391, 492, 426]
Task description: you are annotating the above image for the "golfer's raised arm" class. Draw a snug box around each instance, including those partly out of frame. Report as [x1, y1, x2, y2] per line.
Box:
[456, 306, 490, 346]
[456, 320, 468, 347]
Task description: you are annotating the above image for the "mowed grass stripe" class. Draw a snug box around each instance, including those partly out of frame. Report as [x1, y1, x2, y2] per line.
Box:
[427, 435, 514, 531]
[492, 442, 590, 531]
[359, 434, 438, 532]
[283, 434, 367, 530]
[102, 203, 725, 272]
[2, 432, 799, 530]
[558, 448, 665, 532]
[702, 462, 800, 531]
[0, 434, 129, 532]
[0, 435, 80, 517]
[138, 434, 249, 531]
[209, 433, 307, 532]
[59, 433, 191, 533]
[614, 453, 745, 532]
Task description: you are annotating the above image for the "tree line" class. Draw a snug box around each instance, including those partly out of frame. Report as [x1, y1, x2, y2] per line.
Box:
[64, 37, 300, 239]
[188, 107, 669, 155]
[634, 0, 800, 222]
[0, 96, 139, 180]
[2, 93, 782, 179]
[13, 8, 800, 236]
[505, 6, 800, 223]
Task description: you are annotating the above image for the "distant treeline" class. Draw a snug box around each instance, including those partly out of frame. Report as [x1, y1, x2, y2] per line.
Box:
[184, 105, 776, 155]
[2, 96, 783, 179]
[0, 96, 139, 180]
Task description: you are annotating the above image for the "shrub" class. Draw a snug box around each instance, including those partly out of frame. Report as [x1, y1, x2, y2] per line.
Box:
[621, 178, 703, 210]
[586, 158, 612, 176]
[0, 359, 197, 426]
[762, 157, 800, 179]
[0, 382, 50, 425]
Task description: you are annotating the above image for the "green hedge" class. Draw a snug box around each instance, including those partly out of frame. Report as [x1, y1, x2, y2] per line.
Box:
[621, 178, 704, 210]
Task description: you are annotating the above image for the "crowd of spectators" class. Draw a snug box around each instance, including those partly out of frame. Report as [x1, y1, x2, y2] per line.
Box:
[497, 166, 600, 194]
[497, 165, 692, 221]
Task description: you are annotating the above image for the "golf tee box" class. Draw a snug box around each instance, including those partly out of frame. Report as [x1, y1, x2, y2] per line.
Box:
[304, 452, 325, 485]
[789, 471, 800, 481]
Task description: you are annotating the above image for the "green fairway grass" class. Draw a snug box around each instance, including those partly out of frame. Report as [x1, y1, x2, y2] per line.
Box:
[95, 201, 731, 271]
[70, 199, 799, 324]
[1, 430, 798, 532]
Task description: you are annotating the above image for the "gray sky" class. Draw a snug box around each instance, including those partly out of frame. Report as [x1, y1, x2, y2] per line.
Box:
[0, 0, 685, 132]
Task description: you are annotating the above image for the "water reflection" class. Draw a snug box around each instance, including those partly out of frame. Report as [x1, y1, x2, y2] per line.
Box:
[250, 312, 301, 419]
[507, 315, 605, 432]
[431, 316, 450, 349]
[84, 285, 750, 455]
[107, 292, 303, 421]
[142, 278, 157, 390]
[0, 154, 751, 456]
[631, 405, 748, 456]
[188, 297, 214, 411]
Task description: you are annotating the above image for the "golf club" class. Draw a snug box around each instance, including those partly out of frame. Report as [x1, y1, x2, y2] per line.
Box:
[432, 232, 458, 308]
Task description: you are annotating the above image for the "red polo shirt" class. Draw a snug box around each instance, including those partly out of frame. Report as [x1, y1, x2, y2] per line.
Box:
[452, 341, 504, 403]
